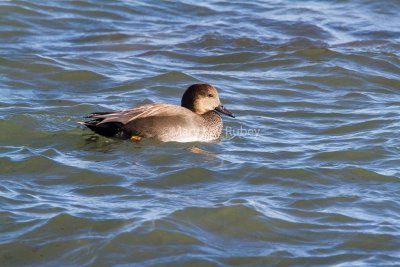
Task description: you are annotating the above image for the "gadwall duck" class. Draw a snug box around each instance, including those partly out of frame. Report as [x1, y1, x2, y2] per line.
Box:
[80, 84, 234, 142]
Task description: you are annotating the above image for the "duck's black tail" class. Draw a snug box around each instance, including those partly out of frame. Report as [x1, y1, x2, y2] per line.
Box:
[78, 120, 128, 138]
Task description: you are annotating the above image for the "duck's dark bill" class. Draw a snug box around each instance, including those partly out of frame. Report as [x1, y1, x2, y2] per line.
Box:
[215, 105, 235, 118]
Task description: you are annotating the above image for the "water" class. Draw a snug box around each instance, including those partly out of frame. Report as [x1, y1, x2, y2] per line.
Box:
[1, 0, 400, 266]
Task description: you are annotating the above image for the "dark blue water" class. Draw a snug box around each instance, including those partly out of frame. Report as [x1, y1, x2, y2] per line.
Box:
[1, 0, 400, 266]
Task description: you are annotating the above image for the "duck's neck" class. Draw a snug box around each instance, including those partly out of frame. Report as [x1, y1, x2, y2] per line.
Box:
[200, 110, 222, 127]
[201, 110, 220, 120]
[200, 111, 223, 136]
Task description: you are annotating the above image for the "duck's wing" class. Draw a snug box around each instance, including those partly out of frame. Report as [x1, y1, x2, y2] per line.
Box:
[88, 103, 187, 125]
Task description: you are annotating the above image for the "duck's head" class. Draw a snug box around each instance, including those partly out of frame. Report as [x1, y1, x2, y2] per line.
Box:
[181, 84, 235, 117]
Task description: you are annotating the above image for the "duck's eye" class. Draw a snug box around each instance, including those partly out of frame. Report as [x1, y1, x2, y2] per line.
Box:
[208, 94, 213, 97]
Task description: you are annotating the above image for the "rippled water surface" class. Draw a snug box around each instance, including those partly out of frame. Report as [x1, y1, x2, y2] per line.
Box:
[1, 0, 400, 266]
